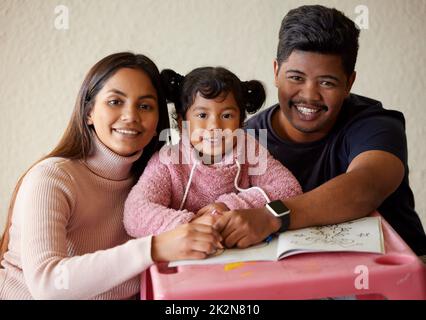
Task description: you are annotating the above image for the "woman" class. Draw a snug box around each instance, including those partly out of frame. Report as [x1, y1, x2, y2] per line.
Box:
[0, 52, 222, 300]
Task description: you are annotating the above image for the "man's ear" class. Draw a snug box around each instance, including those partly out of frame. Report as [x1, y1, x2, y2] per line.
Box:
[273, 59, 280, 88]
[346, 71, 357, 96]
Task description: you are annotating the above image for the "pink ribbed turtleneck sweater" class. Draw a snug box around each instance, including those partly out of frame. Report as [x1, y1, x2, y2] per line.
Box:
[0, 134, 153, 300]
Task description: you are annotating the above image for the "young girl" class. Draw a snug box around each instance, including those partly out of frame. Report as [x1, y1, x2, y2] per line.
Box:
[0, 53, 222, 300]
[123, 67, 302, 243]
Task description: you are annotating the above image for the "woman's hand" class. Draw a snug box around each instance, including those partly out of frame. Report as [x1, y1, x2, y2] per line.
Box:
[151, 223, 223, 262]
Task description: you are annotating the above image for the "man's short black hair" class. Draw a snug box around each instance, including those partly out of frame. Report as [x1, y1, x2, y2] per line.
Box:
[277, 5, 360, 76]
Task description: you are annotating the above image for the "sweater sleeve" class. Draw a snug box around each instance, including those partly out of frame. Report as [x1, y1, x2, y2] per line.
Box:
[17, 163, 154, 300]
[217, 140, 302, 210]
[123, 152, 194, 238]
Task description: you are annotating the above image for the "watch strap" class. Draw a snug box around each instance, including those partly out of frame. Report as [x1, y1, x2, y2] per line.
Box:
[277, 212, 290, 233]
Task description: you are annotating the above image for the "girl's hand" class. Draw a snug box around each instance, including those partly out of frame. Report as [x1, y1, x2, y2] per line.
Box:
[191, 202, 230, 226]
[151, 223, 223, 262]
[195, 202, 230, 218]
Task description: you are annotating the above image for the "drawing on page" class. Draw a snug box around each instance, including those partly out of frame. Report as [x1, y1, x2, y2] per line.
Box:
[289, 221, 367, 248]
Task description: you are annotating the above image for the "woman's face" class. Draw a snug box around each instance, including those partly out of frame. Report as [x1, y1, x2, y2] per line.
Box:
[87, 68, 159, 156]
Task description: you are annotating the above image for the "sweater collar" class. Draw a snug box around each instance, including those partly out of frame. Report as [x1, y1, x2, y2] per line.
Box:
[83, 132, 143, 181]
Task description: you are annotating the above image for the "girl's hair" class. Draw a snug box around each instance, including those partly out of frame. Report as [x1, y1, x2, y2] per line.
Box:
[0, 52, 170, 263]
[160, 67, 266, 125]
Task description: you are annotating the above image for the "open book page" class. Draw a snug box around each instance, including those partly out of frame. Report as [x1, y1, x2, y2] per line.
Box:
[169, 237, 278, 267]
[277, 216, 384, 259]
[169, 216, 384, 267]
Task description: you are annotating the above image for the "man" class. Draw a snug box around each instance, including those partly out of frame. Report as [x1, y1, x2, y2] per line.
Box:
[215, 5, 426, 257]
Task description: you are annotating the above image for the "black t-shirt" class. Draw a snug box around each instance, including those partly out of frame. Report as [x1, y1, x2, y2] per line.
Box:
[246, 93, 426, 256]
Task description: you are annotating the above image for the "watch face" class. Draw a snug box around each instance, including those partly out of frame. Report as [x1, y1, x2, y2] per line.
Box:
[268, 200, 290, 216]
[266, 200, 291, 232]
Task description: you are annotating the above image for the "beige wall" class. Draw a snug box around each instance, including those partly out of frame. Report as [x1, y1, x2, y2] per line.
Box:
[1, 0, 425, 230]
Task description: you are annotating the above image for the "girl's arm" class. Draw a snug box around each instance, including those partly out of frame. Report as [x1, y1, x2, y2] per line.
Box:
[123, 152, 194, 238]
[216, 140, 302, 210]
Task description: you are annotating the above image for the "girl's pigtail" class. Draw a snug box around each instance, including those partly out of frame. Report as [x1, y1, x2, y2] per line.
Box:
[241, 80, 266, 114]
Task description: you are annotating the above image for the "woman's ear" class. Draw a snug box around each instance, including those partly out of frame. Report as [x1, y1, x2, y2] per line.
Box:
[86, 109, 94, 125]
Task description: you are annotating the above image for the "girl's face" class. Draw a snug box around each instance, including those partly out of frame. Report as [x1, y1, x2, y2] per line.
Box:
[88, 68, 159, 156]
[185, 91, 241, 159]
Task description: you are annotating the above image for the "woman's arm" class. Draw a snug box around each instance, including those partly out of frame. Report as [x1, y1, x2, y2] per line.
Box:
[17, 164, 154, 299]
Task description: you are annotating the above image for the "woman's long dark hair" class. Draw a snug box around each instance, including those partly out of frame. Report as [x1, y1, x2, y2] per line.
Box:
[0, 52, 170, 263]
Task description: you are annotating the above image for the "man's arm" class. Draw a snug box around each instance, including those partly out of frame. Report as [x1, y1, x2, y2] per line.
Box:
[286, 150, 404, 228]
[215, 150, 404, 248]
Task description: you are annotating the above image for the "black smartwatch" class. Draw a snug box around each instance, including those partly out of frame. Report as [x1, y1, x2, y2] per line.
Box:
[265, 200, 291, 233]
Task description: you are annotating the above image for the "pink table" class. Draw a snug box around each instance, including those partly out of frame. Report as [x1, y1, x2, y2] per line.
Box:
[141, 214, 426, 300]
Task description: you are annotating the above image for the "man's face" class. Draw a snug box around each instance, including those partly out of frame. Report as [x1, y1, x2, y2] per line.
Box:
[274, 50, 355, 143]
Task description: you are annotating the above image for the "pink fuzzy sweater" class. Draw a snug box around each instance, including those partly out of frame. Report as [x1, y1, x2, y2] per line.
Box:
[124, 134, 302, 238]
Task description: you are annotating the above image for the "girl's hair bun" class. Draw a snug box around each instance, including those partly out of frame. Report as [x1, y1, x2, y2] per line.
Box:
[242, 80, 266, 114]
[160, 69, 184, 104]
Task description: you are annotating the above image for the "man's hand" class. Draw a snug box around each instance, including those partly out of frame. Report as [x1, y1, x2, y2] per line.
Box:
[213, 207, 281, 249]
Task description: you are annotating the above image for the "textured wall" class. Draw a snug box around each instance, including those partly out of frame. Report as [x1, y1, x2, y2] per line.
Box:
[1, 0, 425, 230]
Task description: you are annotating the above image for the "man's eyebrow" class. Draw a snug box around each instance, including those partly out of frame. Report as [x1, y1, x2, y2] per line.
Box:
[285, 69, 306, 75]
[285, 70, 341, 82]
[106, 88, 157, 100]
[318, 75, 341, 83]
